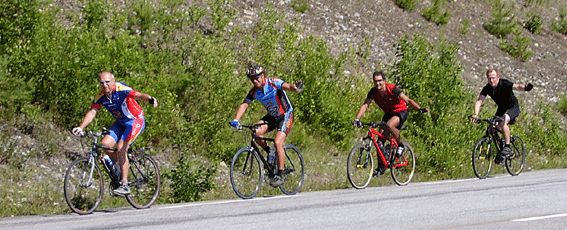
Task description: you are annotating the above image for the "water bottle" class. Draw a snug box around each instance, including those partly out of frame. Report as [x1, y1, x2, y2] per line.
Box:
[268, 148, 276, 165]
[378, 140, 386, 154]
[384, 144, 391, 160]
[103, 155, 119, 178]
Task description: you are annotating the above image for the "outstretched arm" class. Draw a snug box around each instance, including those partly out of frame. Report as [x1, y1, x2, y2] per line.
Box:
[282, 80, 304, 92]
[400, 93, 429, 113]
[513, 83, 533, 92]
[134, 92, 158, 108]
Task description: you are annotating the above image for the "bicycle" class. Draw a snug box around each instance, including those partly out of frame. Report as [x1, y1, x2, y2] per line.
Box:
[347, 121, 416, 189]
[63, 128, 161, 215]
[472, 116, 526, 179]
[229, 122, 305, 199]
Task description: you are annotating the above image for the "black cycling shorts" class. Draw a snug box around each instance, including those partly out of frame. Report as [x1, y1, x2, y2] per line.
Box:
[381, 110, 409, 129]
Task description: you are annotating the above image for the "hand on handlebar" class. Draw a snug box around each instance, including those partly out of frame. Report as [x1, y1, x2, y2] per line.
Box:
[72, 127, 84, 136]
[468, 115, 479, 124]
[229, 120, 242, 130]
[525, 83, 533, 92]
[352, 119, 363, 128]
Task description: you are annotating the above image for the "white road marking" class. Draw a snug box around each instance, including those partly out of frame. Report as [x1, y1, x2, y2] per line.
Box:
[513, 213, 567, 222]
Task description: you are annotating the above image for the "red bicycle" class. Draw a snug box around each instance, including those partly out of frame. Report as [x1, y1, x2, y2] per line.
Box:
[347, 121, 416, 188]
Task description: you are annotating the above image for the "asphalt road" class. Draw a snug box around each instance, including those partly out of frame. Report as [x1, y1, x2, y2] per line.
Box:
[2, 169, 567, 229]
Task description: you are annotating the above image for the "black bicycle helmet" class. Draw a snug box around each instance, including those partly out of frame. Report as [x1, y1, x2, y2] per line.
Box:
[247, 65, 264, 78]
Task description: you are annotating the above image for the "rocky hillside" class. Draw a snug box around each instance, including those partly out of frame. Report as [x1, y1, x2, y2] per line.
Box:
[232, 0, 566, 111]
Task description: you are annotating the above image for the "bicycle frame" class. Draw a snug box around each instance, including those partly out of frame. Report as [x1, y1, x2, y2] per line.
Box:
[243, 123, 278, 177]
[480, 117, 505, 154]
[362, 123, 408, 168]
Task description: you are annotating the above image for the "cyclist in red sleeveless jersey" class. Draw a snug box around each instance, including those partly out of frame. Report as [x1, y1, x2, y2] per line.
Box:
[353, 71, 429, 158]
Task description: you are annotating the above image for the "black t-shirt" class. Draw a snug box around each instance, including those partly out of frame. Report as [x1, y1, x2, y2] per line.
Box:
[480, 79, 519, 115]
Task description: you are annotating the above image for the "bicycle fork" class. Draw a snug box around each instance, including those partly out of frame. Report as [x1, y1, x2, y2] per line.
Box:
[80, 157, 97, 188]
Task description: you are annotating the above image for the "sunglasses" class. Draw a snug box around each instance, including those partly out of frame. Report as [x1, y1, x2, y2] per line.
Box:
[99, 80, 112, 85]
[249, 75, 261, 81]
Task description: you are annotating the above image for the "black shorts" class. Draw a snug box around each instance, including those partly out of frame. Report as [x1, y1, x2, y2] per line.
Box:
[381, 110, 409, 129]
[496, 106, 520, 125]
[260, 112, 294, 136]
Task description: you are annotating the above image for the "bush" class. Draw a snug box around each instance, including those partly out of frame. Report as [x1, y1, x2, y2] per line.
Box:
[291, 0, 310, 13]
[163, 156, 215, 202]
[523, 11, 543, 34]
[394, 0, 419, 12]
[552, 8, 567, 35]
[499, 29, 532, 61]
[422, 0, 451, 26]
[483, 0, 517, 39]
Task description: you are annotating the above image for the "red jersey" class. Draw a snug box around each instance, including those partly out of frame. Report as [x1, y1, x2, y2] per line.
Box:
[366, 84, 408, 113]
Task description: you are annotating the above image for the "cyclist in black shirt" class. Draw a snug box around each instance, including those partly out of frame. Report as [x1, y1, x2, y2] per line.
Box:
[471, 69, 533, 158]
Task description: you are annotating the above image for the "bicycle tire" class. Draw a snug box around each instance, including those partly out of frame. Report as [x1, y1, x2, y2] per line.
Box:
[230, 147, 263, 199]
[279, 145, 305, 195]
[126, 154, 161, 209]
[347, 143, 374, 189]
[472, 137, 493, 179]
[390, 142, 415, 186]
[505, 136, 526, 176]
[64, 156, 104, 215]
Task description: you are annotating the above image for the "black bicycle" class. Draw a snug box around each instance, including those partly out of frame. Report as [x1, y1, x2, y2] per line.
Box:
[63, 128, 161, 214]
[472, 116, 526, 179]
[230, 122, 305, 199]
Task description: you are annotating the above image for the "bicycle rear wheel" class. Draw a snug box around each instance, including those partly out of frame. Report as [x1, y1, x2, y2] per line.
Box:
[279, 145, 305, 195]
[347, 143, 374, 189]
[126, 154, 161, 209]
[230, 148, 263, 199]
[64, 156, 104, 215]
[472, 137, 494, 179]
[390, 142, 415, 186]
[505, 136, 526, 176]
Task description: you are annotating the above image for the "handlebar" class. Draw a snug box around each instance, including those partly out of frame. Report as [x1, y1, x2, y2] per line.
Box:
[353, 121, 386, 129]
[472, 116, 504, 125]
[68, 127, 111, 137]
[240, 121, 270, 131]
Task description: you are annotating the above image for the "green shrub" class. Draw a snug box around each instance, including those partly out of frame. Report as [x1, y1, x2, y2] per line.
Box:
[422, 0, 451, 26]
[162, 156, 215, 202]
[499, 29, 532, 61]
[483, 0, 517, 39]
[552, 8, 567, 35]
[394, 0, 419, 12]
[459, 19, 470, 34]
[0, 0, 39, 55]
[523, 11, 543, 34]
[291, 0, 310, 13]
[558, 94, 567, 115]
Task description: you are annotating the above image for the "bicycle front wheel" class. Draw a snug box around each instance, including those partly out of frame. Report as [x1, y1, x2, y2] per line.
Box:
[64, 156, 104, 215]
[230, 148, 263, 199]
[347, 143, 374, 189]
[126, 154, 161, 209]
[472, 137, 494, 179]
[390, 142, 415, 186]
[506, 136, 526, 176]
[279, 145, 305, 195]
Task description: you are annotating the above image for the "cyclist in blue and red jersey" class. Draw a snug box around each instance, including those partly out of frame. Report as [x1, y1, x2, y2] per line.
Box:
[230, 65, 304, 187]
[471, 68, 532, 161]
[72, 71, 158, 196]
[353, 71, 429, 163]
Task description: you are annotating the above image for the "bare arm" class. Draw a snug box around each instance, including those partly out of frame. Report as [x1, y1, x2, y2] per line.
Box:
[474, 95, 486, 116]
[400, 93, 429, 112]
[78, 108, 98, 130]
[233, 101, 251, 121]
[355, 98, 373, 120]
[134, 92, 158, 108]
[513, 83, 533, 92]
[281, 80, 304, 92]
